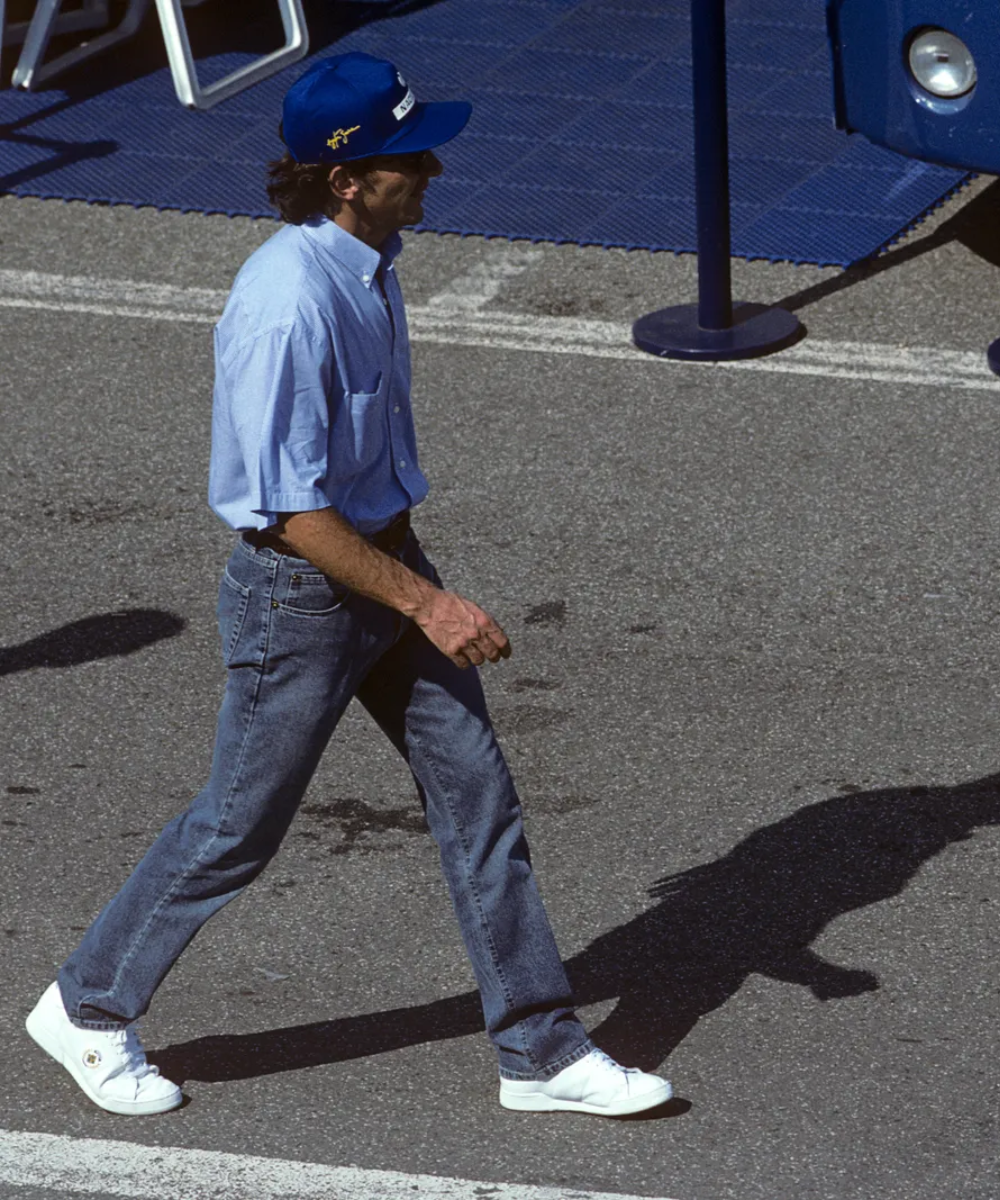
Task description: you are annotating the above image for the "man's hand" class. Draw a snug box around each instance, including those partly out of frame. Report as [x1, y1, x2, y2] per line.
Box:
[413, 589, 512, 670]
[275, 508, 512, 670]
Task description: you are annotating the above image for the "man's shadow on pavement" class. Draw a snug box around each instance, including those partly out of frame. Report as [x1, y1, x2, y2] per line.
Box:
[0, 609, 184, 676]
[150, 772, 1000, 1084]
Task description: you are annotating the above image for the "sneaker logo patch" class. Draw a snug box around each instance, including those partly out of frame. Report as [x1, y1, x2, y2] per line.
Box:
[82, 1049, 102, 1069]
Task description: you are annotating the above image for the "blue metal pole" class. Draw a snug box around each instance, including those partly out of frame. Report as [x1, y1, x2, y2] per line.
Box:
[631, 0, 803, 361]
[692, 0, 733, 331]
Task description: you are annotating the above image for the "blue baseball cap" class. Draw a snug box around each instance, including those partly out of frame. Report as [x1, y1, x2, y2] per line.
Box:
[282, 52, 472, 164]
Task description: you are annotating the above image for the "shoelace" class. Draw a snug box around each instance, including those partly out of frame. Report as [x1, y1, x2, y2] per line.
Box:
[108, 1025, 162, 1080]
[590, 1048, 639, 1076]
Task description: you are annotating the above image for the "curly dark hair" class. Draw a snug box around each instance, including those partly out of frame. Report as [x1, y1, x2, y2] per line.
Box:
[265, 151, 337, 224]
[266, 124, 380, 224]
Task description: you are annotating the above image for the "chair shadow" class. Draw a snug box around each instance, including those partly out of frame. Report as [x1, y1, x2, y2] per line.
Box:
[0, 0, 450, 101]
[149, 770, 1000, 1086]
[776, 175, 1000, 313]
[0, 0, 450, 191]
[0, 608, 184, 675]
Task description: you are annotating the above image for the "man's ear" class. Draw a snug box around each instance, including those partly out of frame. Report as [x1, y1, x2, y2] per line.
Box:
[328, 163, 361, 201]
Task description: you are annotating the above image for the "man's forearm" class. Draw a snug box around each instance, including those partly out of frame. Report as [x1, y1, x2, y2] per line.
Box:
[274, 506, 435, 617]
[272, 507, 511, 670]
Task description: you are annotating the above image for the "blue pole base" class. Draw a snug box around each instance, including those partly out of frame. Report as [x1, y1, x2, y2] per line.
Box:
[633, 301, 804, 362]
[988, 338, 1000, 378]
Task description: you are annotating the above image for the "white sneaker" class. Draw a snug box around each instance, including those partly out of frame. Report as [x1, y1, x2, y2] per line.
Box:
[26, 982, 182, 1116]
[499, 1048, 672, 1116]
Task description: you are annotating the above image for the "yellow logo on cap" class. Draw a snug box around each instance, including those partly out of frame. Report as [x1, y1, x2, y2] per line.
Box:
[327, 126, 361, 151]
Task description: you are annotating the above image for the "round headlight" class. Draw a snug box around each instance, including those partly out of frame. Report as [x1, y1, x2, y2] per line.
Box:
[908, 29, 977, 98]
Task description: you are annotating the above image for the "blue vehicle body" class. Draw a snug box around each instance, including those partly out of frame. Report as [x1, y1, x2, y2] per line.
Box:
[827, 0, 1000, 171]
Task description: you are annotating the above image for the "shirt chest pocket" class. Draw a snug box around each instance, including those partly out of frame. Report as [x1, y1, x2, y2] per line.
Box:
[335, 377, 388, 471]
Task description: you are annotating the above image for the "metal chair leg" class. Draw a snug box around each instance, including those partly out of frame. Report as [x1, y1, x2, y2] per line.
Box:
[4, 0, 110, 87]
[9, 0, 307, 106]
[154, 0, 308, 110]
[13, 0, 149, 90]
[4, 0, 109, 57]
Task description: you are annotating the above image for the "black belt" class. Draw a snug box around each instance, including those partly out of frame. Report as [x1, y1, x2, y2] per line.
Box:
[244, 510, 411, 557]
[368, 509, 411, 552]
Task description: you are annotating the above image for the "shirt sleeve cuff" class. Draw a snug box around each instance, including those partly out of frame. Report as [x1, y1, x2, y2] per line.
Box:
[253, 487, 332, 516]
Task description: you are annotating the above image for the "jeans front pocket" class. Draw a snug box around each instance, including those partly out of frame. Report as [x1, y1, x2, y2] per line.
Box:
[218, 569, 251, 665]
[277, 570, 351, 618]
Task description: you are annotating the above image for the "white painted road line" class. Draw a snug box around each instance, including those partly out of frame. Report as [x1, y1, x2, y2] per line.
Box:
[0, 268, 996, 391]
[0, 268, 226, 317]
[425, 244, 545, 311]
[0, 1129, 679, 1200]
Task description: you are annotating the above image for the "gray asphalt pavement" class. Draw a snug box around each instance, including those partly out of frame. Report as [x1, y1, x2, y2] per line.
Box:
[2, 175, 1000, 1200]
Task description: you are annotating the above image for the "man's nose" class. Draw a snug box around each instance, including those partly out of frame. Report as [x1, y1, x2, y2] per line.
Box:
[423, 151, 444, 179]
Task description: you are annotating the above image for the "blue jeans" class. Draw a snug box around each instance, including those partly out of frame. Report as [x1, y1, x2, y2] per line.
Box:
[59, 531, 592, 1080]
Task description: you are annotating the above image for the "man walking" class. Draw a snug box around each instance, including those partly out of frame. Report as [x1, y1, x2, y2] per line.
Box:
[26, 53, 671, 1119]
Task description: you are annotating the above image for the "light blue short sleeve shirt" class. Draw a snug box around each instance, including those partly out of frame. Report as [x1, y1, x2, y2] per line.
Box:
[209, 216, 429, 534]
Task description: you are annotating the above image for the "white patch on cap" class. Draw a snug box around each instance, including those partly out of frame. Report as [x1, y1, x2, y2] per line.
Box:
[393, 88, 415, 121]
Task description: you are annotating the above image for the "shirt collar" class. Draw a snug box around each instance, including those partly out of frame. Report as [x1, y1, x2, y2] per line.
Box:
[303, 217, 403, 289]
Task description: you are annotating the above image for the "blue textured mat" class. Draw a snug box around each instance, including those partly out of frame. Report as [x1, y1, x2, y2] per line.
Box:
[0, 0, 970, 266]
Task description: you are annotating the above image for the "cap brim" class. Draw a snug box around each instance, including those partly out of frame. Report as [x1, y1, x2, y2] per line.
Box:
[374, 100, 472, 157]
